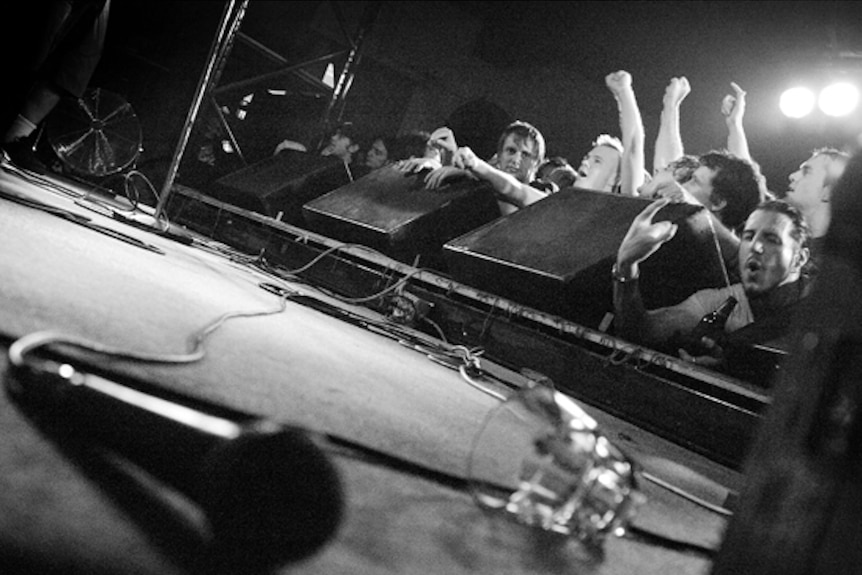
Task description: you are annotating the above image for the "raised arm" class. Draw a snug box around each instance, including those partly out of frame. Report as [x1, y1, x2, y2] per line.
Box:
[722, 81, 751, 162]
[653, 77, 690, 174]
[722, 84, 773, 197]
[606, 70, 646, 196]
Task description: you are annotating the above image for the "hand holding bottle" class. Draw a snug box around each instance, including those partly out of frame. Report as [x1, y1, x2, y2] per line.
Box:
[678, 337, 725, 367]
[679, 295, 737, 365]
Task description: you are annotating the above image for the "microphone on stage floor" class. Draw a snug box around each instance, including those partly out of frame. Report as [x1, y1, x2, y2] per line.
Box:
[5, 349, 344, 573]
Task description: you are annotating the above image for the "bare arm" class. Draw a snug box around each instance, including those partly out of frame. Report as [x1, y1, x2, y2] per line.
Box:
[453, 146, 548, 208]
[614, 279, 705, 347]
[653, 77, 690, 174]
[613, 198, 692, 345]
[722, 82, 751, 161]
[606, 70, 646, 196]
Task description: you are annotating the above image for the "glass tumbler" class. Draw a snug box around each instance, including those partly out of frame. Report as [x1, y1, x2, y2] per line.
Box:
[467, 384, 644, 546]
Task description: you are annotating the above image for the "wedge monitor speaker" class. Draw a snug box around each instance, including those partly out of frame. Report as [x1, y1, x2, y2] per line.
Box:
[212, 151, 351, 226]
[443, 188, 730, 330]
[303, 167, 501, 268]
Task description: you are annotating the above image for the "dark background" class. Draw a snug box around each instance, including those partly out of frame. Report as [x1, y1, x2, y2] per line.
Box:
[86, 1, 862, 195]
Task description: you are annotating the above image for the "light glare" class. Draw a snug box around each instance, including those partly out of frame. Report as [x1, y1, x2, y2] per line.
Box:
[780, 87, 815, 118]
[818, 82, 859, 117]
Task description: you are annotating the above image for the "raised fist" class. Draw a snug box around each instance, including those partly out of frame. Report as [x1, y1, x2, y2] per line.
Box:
[606, 70, 633, 96]
[664, 76, 691, 107]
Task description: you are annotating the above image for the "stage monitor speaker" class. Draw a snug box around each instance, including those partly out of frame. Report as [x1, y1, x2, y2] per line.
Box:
[302, 167, 501, 269]
[443, 188, 730, 330]
[211, 150, 352, 225]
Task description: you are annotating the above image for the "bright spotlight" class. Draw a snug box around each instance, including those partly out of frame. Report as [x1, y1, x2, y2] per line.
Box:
[780, 87, 816, 118]
[818, 82, 859, 117]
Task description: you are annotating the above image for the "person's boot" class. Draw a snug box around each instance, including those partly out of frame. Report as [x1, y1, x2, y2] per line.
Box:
[1, 133, 47, 173]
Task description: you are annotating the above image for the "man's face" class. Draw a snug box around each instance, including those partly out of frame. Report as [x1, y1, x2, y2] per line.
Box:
[365, 139, 388, 169]
[576, 145, 620, 192]
[738, 209, 807, 297]
[321, 132, 356, 162]
[682, 165, 718, 208]
[786, 153, 831, 212]
[497, 134, 539, 184]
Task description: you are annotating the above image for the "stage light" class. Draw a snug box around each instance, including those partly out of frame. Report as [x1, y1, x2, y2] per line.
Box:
[780, 87, 816, 118]
[818, 82, 859, 117]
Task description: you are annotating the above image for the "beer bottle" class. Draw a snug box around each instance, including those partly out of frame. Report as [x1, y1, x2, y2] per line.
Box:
[686, 295, 737, 356]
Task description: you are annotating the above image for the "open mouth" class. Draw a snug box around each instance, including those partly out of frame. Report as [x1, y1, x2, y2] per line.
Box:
[745, 259, 762, 272]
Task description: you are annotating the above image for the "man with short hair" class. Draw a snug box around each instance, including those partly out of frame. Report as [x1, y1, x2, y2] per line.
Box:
[784, 147, 849, 262]
[409, 117, 625, 213]
[575, 134, 624, 194]
[656, 150, 763, 233]
[612, 198, 812, 365]
[420, 120, 548, 215]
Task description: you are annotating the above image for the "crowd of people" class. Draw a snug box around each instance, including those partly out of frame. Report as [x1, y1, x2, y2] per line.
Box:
[596, 73, 848, 375]
[281, 68, 851, 379]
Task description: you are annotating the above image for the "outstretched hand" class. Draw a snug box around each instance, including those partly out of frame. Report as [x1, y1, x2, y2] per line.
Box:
[721, 81, 747, 125]
[617, 198, 679, 270]
[424, 165, 469, 189]
[664, 76, 691, 108]
[396, 157, 442, 174]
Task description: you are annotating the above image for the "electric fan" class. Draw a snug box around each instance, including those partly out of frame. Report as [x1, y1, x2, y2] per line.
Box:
[47, 87, 142, 177]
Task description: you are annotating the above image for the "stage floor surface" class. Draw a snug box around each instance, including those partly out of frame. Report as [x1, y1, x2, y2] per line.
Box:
[0, 160, 740, 574]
